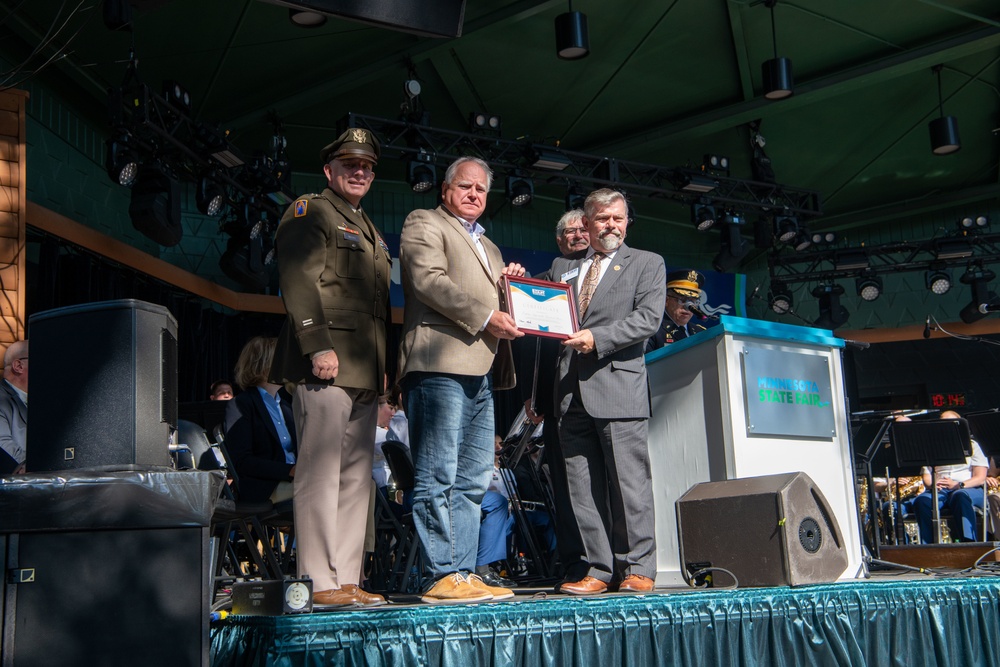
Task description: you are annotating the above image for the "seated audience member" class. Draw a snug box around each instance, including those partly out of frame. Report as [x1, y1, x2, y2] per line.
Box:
[386, 385, 409, 447]
[223, 337, 296, 503]
[0, 340, 28, 474]
[986, 457, 1000, 538]
[912, 410, 988, 543]
[475, 435, 516, 590]
[372, 394, 396, 491]
[210, 380, 234, 401]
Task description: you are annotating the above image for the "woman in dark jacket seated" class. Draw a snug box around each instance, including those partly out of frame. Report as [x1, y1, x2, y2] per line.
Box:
[224, 336, 296, 503]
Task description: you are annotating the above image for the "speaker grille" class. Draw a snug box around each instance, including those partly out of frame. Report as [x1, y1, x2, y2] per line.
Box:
[161, 328, 177, 428]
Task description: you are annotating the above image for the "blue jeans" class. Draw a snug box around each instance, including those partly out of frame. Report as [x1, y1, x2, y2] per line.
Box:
[914, 488, 985, 543]
[404, 372, 495, 581]
[478, 490, 514, 566]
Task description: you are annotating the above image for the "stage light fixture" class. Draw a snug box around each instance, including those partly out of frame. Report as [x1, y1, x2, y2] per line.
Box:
[289, 9, 327, 27]
[959, 264, 998, 324]
[407, 159, 436, 193]
[769, 281, 793, 314]
[712, 218, 749, 273]
[925, 269, 951, 295]
[811, 231, 837, 245]
[128, 164, 183, 247]
[692, 200, 717, 231]
[753, 216, 773, 249]
[565, 186, 586, 211]
[762, 0, 793, 100]
[812, 283, 849, 330]
[834, 249, 869, 271]
[506, 174, 533, 207]
[196, 174, 226, 217]
[856, 272, 883, 302]
[555, 2, 589, 60]
[469, 111, 501, 135]
[960, 215, 989, 231]
[105, 137, 139, 187]
[791, 229, 812, 252]
[934, 237, 973, 260]
[929, 65, 960, 155]
[775, 213, 798, 243]
[162, 80, 191, 114]
[703, 154, 730, 176]
[220, 235, 269, 292]
[680, 173, 719, 193]
[530, 147, 572, 171]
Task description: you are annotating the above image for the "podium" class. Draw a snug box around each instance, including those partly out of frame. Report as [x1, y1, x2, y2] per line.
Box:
[646, 316, 863, 586]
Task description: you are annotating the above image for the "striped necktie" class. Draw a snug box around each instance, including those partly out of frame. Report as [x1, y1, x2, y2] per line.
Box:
[577, 252, 604, 318]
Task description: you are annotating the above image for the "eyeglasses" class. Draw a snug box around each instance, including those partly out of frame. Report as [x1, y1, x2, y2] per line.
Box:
[562, 227, 587, 237]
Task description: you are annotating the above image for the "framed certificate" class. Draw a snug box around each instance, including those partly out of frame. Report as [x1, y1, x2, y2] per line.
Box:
[502, 275, 579, 339]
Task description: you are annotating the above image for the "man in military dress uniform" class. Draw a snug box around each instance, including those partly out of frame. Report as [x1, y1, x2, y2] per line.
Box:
[645, 269, 708, 352]
[269, 128, 391, 609]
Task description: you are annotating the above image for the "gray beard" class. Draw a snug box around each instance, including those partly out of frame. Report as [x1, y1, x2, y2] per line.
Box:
[598, 233, 622, 251]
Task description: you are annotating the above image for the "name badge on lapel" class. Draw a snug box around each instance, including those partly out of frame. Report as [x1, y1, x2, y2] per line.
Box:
[560, 267, 580, 283]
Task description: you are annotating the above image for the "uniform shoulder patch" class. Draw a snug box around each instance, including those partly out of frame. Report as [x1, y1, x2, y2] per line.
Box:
[293, 198, 309, 217]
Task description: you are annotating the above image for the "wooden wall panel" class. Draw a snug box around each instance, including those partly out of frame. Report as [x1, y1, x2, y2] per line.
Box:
[0, 89, 27, 346]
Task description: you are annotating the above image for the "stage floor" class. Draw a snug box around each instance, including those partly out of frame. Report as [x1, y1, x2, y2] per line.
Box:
[211, 567, 1000, 666]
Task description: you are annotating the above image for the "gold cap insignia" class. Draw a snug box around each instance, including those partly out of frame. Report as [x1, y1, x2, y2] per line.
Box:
[351, 128, 367, 144]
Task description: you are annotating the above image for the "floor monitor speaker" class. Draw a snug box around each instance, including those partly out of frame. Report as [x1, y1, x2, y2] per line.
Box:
[676, 471, 848, 587]
[26, 299, 178, 472]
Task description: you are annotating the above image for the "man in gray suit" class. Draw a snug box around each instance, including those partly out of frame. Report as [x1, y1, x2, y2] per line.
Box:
[0, 340, 28, 474]
[398, 156, 525, 604]
[550, 189, 665, 595]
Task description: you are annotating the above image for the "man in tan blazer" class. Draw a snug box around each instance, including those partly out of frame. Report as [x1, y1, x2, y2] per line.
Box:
[270, 128, 391, 609]
[398, 156, 524, 603]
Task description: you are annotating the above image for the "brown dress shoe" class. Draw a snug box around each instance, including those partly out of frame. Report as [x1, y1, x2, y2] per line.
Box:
[618, 574, 655, 592]
[558, 576, 608, 596]
[312, 588, 360, 609]
[340, 584, 387, 607]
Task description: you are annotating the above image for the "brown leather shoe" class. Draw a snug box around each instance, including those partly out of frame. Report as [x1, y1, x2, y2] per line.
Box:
[618, 574, 655, 592]
[558, 576, 608, 596]
[340, 584, 387, 607]
[312, 588, 360, 609]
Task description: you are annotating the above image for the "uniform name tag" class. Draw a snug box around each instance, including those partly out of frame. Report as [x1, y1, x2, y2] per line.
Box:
[560, 267, 580, 282]
[344, 231, 359, 242]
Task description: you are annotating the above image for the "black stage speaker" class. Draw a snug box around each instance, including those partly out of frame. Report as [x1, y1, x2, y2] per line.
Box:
[27, 299, 178, 472]
[1, 527, 209, 666]
[269, 0, 467, 38]
[676, 471, 848, 587]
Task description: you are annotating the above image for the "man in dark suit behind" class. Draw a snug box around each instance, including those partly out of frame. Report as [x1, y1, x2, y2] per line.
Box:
[550, 189, 665, 595]
[0, 340, 27, 474]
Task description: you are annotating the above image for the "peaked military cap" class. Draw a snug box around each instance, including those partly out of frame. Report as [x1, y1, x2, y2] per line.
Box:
[320, 128, 380, 166]
[666, 269, 705, 299]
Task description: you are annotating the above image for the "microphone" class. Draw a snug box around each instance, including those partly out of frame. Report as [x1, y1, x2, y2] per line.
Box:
[978, 303, 1000, 314]
[923, 315, 932, 339]
[682, 301, 715, 320]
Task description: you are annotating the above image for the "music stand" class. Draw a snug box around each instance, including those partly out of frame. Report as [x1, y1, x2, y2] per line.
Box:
[891, 419, 970, 544]
[851, 417, 893, 554]
[967, 410, 1000, 463]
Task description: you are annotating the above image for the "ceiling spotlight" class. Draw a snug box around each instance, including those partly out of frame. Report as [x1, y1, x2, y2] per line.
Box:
[934, 238, 973, 260]
[960, 215, 990, 231]
[856, 272, 883, 302]
[469, 111, 502, 134]
[812, 283, 850, 330]
[530, 147, 572, 171]
[775, 213, 798, 243]
[196, 173, 226, 217]
[289, 9, 327, 28]
[555, 2, 589, 60]
[769, 281, 793, 315]
[162, 79, 191, 114]
[929, 65, 960, 155]
[925, 269, 951, 295]
[407, 159, 436, 193]
[762, 0, 793, 100]
[680, 173, 719, 193]
[692, 200, 717, 231]
[105, 137, 139, 187]
[506, 174, 533, 207]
